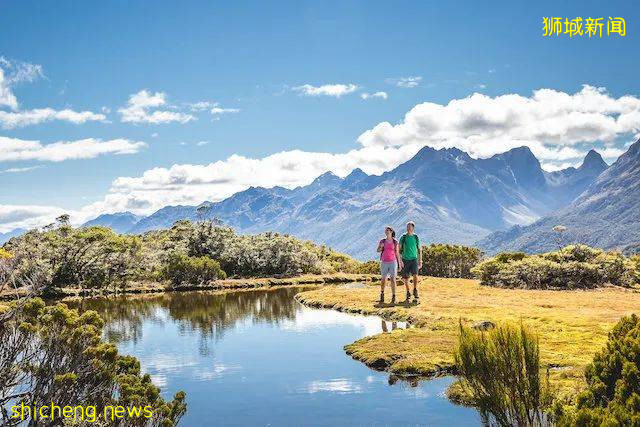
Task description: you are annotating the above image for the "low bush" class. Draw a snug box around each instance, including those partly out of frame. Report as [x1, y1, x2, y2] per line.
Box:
[473, 245, 637, 290]
[420, 244, 483, 278]
[454, 322, 552, 426]
[0, 298, 186, 426]
[555, 314, 640, 425]
[162, 252, 226, 286]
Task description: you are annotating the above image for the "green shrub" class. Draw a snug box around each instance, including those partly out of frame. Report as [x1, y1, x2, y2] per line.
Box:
[420, 244, 484, 278]
[4, 226, 142, 292]
[162, 252, 226, 286]
[555, 314, 640, 426]
[473, 245, 637, 290]
[353, 260, 380, 275]
[454, 322, 552, 426]
[495, 252, 527, 263]
[0, 298, 186, 426]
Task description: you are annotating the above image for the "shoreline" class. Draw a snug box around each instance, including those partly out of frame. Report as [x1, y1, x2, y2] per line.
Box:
[293, 276, 640, 403]
[0, 273, 376, 301]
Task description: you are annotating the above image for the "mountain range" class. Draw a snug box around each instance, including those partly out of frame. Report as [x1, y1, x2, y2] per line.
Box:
[479, 138, 640, 255]
[79, 144, 616, 259]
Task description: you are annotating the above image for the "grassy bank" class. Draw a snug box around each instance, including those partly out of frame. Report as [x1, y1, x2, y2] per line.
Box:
[295, 277, 640, 401]
[0, 273, 375, 300]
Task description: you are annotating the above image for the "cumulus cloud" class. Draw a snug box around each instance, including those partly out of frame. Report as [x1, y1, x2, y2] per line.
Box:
[77, 144, 424, 217]
[361, 91, 388, 100]
[0, 136, 146, 162]
[118, 90, 194, 124]
[4, 85, 636, 232]
[293, 83, 359, 97]
[387, 76, 422, 88]
[0, 204, 66, 233]
[357, 85, 640, 168]
[73, 85, 639, 219]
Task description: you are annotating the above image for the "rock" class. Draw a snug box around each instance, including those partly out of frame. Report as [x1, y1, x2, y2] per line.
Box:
[472, 320, 495, 331]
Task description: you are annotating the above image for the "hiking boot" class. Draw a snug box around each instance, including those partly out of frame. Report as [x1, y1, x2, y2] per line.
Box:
[379, 292, 385, 303]
[390, 294, 396, 304]
[413, 288, 419, 300]
[405, 291, 411, 303]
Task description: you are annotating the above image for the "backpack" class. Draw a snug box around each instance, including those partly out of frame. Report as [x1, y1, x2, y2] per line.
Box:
[379, 238, 398, 260]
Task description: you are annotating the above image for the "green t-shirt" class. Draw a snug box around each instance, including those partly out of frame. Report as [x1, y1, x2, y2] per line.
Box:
[400, 233, 420, 260]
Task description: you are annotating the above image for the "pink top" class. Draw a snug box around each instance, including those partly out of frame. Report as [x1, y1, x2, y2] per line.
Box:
[380, 239, 397, 262]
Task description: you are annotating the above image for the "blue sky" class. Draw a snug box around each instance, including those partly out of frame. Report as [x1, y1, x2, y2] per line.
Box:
[1, 0, 639, 231]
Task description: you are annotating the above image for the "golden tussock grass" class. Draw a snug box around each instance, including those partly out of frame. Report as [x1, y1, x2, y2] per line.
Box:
[295, 276, 640, 401]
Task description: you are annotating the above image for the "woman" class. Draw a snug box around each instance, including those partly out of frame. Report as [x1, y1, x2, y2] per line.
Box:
[377, 226, 403, 304]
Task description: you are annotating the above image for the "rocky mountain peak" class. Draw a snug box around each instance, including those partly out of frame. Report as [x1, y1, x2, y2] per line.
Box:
[579, 149, 608, 171]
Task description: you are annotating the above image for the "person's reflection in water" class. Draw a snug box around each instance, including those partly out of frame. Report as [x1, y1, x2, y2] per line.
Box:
[381, 319, 404, 333]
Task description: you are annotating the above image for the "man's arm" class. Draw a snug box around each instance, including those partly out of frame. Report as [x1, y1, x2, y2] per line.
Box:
[417, 237, 423, 269]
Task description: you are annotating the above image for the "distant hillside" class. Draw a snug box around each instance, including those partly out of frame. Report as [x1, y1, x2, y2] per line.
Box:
[82, 212, 142, 233]
[0, 228, 26, 245]
[76, 145, 605, 259]
[478, 139, 640, 254]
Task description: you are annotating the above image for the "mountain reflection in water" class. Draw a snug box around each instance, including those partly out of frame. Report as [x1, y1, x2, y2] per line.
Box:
[68, 286, 478, 426]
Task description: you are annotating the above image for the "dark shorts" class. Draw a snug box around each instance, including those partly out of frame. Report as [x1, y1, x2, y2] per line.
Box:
[401, 258, 419, 277]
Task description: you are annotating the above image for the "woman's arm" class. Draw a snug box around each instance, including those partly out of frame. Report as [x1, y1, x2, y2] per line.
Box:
[395, 242, 403, 268]
[377, 240, 383, 253]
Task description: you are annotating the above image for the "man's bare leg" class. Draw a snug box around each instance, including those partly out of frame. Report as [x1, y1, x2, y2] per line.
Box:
[412, 274, 419, 300]
[404, 276, 411, 302]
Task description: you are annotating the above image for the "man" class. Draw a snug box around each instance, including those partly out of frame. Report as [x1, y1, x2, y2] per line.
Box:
[399, 221, 422, 303]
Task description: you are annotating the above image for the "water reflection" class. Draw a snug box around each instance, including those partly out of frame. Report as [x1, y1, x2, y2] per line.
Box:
[68, 287, 479, 426]
[69, 286, 309, 347]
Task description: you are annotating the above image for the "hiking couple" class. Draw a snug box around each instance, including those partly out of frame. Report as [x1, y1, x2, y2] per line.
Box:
[376, 221, 421, 304]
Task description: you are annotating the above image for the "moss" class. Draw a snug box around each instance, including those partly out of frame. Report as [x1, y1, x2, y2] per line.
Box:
[296, 276, 640, 403]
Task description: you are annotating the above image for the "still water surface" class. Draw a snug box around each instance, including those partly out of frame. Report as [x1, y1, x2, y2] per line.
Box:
[70, 286, 479, 426]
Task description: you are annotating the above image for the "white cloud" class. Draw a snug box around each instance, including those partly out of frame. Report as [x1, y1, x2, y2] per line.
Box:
[78, 144, 423, 217]
[118, 90, 194, 124]
[73, 85, 639, 218]
[387, 76, 422, 88]
[0, 136, 146, 162]
[0, 58, 105, 128]
[210, 105, 240, 115]
[1, 165, 42, 173]
[0, 108, 106, 129]
[187, 101, 215, 111]
[3, 85, 635, 232]
[0, 204, 66, 233]
[361, 91, 388, 100]
[196, 141, 211, 146]
[0, 57, 44, 110]
[293, 83, 359, 97]
[0, 68, 18, 110]
[357, 85, 640, 168]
